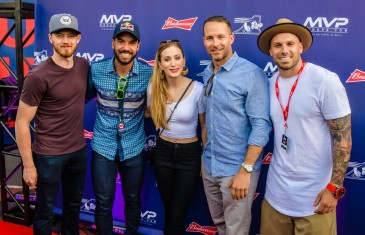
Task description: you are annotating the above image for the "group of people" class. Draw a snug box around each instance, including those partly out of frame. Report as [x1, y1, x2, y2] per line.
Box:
[14, 12, 351, 235]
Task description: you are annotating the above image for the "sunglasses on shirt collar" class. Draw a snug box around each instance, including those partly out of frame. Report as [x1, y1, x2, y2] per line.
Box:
[116, 77, 127, 100]
[204, 73, 215, 97]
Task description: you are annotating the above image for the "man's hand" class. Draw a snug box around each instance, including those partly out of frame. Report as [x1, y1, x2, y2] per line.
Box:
[227, 170, 251, 200]
[23, 165, 37, 189]
[313, 188, 338, 214]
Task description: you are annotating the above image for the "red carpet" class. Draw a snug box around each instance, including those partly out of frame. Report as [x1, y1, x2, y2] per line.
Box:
[0, 220, 58, 235]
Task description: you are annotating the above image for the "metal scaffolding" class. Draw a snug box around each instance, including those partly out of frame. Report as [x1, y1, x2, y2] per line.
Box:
[0, 0, 34, 225]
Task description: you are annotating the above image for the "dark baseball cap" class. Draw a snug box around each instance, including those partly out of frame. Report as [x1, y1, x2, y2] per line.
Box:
[49, 13, 81, 34]
[113, 21, 140, 41]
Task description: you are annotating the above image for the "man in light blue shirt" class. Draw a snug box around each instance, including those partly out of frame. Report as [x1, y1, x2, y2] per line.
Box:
[201, 15, 271, 235]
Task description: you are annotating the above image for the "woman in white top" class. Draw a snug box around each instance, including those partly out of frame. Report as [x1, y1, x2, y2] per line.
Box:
[146, 40, 206, 235]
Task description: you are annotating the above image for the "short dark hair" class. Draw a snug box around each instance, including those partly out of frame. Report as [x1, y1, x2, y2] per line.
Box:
[203, 15, 232, 34]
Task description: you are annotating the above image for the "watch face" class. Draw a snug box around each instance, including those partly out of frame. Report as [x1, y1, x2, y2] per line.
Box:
[336, 187, 346, 199]
[242, 163, 253, 172]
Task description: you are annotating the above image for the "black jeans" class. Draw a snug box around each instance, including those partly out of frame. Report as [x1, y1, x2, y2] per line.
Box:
[154, 138, 202, 235]
[32, 146, 88, 235]
[91, 150, 144, 235]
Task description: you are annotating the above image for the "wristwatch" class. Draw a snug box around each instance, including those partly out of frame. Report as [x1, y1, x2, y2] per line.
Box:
[241, 162, 253, 173]
[326, 183, 346, 199]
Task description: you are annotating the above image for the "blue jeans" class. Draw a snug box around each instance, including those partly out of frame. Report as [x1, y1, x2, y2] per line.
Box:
[154, 138, 202, 235]
[33, 146, 88, 235]
[91, 150, 144, 235]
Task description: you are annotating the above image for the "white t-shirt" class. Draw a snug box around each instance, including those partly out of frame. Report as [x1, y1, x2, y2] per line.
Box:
[147, 81, 206, 139]
[265, 63, 351, 216]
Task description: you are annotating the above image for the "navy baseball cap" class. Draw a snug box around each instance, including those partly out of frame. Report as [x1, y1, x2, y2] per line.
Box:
[49, 13, 80, 34]
[113, 21, 140, 41]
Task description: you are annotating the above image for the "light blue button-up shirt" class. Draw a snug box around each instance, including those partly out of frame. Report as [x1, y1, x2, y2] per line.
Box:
[202, 52, 271, 177]
[87, 57, 152, 161]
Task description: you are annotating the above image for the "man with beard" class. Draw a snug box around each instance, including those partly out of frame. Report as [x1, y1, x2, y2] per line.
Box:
[87, 21, 152, 235]
[15, 14, 89, 235]
[201, 15, 271, 235]
[257, 18, 352, 235]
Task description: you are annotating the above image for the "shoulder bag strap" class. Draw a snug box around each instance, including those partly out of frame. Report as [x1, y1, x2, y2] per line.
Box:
[156, 79, 194, 140]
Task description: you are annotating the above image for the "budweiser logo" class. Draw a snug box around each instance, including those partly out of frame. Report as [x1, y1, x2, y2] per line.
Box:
[138, 57, 155, 67]
[186, 222, 217, 235]
[84, 129, 93, 139]
[346, 69, 365, 83]
[5, 117, 15, 128]
[262, 152, 272, 164]
[162, 17, 198, 30]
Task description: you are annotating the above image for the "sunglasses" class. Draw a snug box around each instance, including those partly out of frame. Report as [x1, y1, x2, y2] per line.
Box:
[204, 73, 215, 97]
[159, 39, 180, 45]
[116, 77, 128, 100]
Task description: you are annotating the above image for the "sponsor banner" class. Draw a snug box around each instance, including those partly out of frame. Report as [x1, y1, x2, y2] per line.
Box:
[33, 1, 365, 235]
[346, 69, 365, 83]
[162, 17, 198, 30]
[233, 15, 263, 35]
[186, 222, 217, 235]
[99, 14, 132, 30]
[303, 17, 349, 36]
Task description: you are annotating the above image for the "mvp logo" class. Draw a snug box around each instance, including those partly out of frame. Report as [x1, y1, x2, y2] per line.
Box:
[140, 211, 157, 224]
[76, 53, 104, 62]
[304, 17, 348, 35]
[304, 17, 348, 28]
[100, 15, 132, 28]
[264, 62, 278, 78]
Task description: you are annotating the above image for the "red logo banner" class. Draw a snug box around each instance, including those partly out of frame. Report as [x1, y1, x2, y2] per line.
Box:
[346, 69, 365, 83]
[262, 152, 272, 164]
[84, 129, 94, 139]
[186, 222, 217, 235]
[162, 17, 198, 30]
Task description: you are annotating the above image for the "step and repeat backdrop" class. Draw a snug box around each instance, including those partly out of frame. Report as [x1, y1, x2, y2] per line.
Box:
[31, 0, 365, 234]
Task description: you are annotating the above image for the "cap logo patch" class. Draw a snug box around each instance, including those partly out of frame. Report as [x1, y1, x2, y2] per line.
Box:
[60, 15, 72, 25]
[120, 22, 134, 31]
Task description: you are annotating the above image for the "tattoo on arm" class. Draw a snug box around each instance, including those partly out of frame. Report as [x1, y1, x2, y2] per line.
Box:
[327, 114, 352, 186]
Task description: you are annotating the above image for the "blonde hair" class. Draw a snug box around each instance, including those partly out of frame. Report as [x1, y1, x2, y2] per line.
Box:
[150, 41, 186, 130]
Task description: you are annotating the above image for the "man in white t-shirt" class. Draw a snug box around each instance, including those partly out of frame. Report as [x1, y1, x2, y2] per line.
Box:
[257, 18, 352, 235]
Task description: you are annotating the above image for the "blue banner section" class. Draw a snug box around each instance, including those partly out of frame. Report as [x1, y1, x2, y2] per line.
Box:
[33, 1, 365, 234]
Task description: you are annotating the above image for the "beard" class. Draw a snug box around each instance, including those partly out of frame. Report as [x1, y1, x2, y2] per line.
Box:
[208, 46, 230, 64]
[275, 56, 300, 71]
[114, 49, 136, 65]
[53, 44, 77, 59]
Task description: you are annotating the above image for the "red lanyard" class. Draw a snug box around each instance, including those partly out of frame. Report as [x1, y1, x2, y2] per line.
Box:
[275, 61, 305, 129]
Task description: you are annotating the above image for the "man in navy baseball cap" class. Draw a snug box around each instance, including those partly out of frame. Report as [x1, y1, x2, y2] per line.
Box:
[87, 19, 152, 235]
[113, 21, 140, 41]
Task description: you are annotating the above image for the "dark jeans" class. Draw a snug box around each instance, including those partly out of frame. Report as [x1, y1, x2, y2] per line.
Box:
[32, 146, 88, 235]
[154, 138, 202, 235]
[91, 150, 144, 235]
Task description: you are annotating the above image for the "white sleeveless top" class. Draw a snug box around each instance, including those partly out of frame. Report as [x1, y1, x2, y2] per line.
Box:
[147, 81, 206, 139]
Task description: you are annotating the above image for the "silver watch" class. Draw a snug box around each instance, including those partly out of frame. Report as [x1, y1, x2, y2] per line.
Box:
[241, 162, 253, 173]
